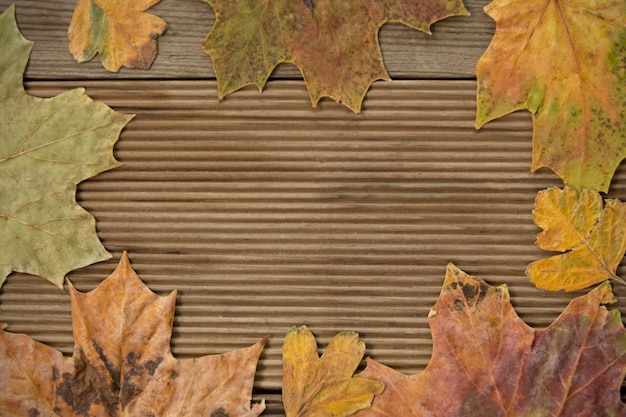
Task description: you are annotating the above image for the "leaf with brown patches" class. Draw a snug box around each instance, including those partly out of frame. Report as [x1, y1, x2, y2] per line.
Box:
[0, 5, 132, 288]
[68, 0, 167, 72]
[527, 186, 626, 292]
[355, 264, 626, 417]
[202, 0, 469, 112]
[0, 252, 266, 417]
[475, 0, 626, 192]
[282, 326, 384, 417]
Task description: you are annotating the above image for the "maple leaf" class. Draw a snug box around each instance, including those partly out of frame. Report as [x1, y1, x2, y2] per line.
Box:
[282, 326, 384, 417]
[475, 0, 626, 192]
[355, 264, 626, 417]
[0, 5, 133, 288]
[202, 0, 469, 113]
[0, 252, 266, 417]
[526, 186, 626, 292]
[68, 0, 167, 72]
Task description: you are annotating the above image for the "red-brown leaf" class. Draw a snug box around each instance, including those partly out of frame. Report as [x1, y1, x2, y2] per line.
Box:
[356, 264, 626, 416]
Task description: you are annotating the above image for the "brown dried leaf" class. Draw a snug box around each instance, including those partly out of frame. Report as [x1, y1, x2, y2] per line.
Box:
[0, 252, 265, 417]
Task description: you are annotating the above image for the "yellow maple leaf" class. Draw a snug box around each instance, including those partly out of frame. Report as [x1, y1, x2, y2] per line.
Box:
[282, 326, 384, 417]
[527, 187, 626, 291]
[68, 0, 167, 72]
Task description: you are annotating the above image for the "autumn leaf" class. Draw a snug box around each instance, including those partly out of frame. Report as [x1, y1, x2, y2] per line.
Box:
[355, 264, 626, 417]
[0, 252, 266, 417]
[475, 0, 626, 192]
[202, 0, 469, 112]
[282, 326, 384, 417]
[0, 5, 132, 288]
[68, 0, 167, 72]
[526, 186, 626, 292]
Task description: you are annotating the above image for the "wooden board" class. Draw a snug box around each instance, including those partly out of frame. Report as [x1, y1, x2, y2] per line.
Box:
[1, 0, 625, 415]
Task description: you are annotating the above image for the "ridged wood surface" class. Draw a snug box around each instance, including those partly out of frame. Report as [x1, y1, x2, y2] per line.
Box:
[1, 0, 625, 415]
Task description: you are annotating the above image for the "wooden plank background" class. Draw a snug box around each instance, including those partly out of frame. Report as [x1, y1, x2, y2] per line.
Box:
[1, 0, 625, 414]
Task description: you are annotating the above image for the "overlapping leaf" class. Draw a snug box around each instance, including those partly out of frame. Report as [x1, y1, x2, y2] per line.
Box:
[68, 0, 167, 72]
[283, 326, 384, 417]
[0, 252, 266, 417]
[476, 0, 626, 192]
[356, 264, 626, 416]
[526, 186, 626, 292]
[0, 6, 132, 288]
[202, 0, 469, 112]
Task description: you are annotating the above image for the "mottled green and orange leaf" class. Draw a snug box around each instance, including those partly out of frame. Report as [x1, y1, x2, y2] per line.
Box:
[283, 326, 384, 417]
[476, 0, 626, 192]
[202, 0, 469, 112]
[356, 264, 626, 416]
[68, 0, 167, 72]
[527, 186, 626, 291]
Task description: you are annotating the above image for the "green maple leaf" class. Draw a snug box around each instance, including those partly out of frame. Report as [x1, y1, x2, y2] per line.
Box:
[475, 0, 626, 192]
[202, 0, 469, 113]
[0, 5, 133, 288]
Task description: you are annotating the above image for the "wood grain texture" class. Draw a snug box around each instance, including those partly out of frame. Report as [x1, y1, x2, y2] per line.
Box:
[1, 0, 626, 415]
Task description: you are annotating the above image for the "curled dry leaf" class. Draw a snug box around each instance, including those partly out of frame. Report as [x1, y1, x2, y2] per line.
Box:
[527, 186, 626, 292]
[68, 0, 167, 72]
[202, 0, 469, 112]
[282, 326, 384, 417]
[475, 0, 626, 192]
[356, 264, 626, 417]
[0, 252, 266, 417]
[0, 5, 132, 288]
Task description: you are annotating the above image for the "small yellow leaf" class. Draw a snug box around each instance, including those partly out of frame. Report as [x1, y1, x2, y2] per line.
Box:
[68, 0, 167, 72]
[282, 326, 384, 417]
[526, 187, 626, 291]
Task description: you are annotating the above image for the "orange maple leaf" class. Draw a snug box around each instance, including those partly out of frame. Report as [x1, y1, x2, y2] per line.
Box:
[476, 0, 626, 192]
[68, 0, 167, 72]
[0, 252, 266, 417]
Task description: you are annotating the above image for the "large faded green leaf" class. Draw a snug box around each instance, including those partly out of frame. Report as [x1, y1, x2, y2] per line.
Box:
[476, 0, 626, 192]
[202, 0, 469, 113]
[0, 5, 133, 287]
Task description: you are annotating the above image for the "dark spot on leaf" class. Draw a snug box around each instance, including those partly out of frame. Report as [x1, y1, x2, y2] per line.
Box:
[120, 381, 141, 409]
[28, 408, 40, 417]
[211, 408, 229, 417]
[75, 344, 120, 416]
[56, 370, 97, 416]
[92, 340, 121, 393]
[52, 366, 59, 381]
[460, 281, 489, 307]
[453, 299, 465, 313]
[53, 407, 61, 414]
[462, 282, 478, 301]
[145, 357, 164, 376]
[127, 352, 141, 367]
[170, 370, 179, 379]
